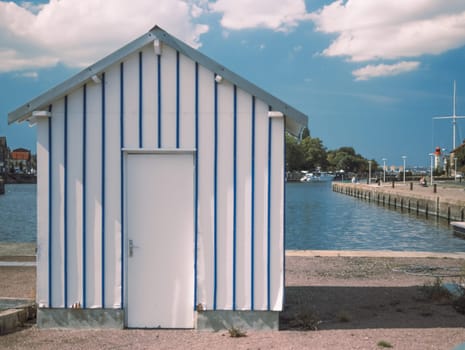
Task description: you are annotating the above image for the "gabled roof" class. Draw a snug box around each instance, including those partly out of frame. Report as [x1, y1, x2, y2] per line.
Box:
[8, 25, 308, 136]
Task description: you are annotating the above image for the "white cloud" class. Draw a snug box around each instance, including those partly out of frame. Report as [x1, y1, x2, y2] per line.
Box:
[353, 61, 421, 81]
[209, 0, 309, 32]
[17, 71, 39, 79]
[0, 0, 209, 72]
[310, 0, 465, 62]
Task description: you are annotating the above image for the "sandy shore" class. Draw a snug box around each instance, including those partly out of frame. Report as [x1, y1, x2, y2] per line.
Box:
[1, 250, 465, 349]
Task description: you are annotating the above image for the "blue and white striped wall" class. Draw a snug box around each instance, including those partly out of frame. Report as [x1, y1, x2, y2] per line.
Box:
[36, 41, 285, 313]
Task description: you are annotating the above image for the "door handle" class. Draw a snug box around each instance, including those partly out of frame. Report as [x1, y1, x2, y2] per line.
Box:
[129, 239, 138, 257]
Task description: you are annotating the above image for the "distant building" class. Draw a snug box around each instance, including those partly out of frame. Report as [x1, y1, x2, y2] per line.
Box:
[0, 137, 9, 176]
[450, 140, 465, 175]
[10, 147, 32, 173]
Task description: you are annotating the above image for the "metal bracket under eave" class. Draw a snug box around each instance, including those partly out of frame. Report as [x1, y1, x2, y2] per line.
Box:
[28, 110, 52, 127]
[268, 111, 284, 119]
[154, 39, 162, 55]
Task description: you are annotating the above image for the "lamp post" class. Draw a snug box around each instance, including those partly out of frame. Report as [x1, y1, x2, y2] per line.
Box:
[429, 153, 434, 185]
[382, 158, 387, 183]
[402, 156, 407, 184]
[455, 157, 458, 181]
[368, 160, 372, 184]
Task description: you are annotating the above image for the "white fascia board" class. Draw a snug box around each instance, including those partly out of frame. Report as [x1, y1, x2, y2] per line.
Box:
[9, 25, 308, 137]
[8, 32, 157, 124]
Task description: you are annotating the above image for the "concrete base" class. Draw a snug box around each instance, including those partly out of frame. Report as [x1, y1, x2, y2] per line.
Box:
[38, 308, 124, 329]
[0, 298, 36, 334]
[196, 310, 279, 331]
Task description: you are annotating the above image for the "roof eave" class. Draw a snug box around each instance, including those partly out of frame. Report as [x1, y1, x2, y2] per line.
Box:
[9, 25, 308, 134]
[151, 26, 308, 131]
[8, 31, 157, 124]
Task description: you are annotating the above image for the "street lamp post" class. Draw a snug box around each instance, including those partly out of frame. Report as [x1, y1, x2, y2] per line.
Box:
[429, 153, 434, 185]
[368, 160, 372, 184]
[402, 156, 407, 184]
[382, 158, 387, 183]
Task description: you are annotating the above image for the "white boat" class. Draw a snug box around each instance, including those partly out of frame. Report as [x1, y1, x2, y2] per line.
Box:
[451, 221, 465, 239]
[300, 171, 335, 182]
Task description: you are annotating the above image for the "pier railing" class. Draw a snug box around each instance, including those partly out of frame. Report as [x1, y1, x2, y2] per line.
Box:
[332, 182, 465, 222]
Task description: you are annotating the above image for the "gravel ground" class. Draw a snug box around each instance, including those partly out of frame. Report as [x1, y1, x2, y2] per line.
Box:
[2, 253, 465, 349]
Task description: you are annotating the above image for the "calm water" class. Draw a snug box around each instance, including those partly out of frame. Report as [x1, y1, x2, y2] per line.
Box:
[0, 184, 36, 242]
[1, 183, 465, 252]
[286, 181, 465, 252]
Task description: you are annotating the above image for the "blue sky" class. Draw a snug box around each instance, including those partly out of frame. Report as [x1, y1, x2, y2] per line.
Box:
[1, 0, 465, 167]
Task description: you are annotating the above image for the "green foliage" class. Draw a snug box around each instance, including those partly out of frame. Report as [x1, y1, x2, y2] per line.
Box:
[419, 277, 452, 302]
[228, 327, 247, 338]
[300, 136, 328, 170]
[285, 134, 306, 171]
[377, 340, 393, 348]
[285, 131, 374, 174]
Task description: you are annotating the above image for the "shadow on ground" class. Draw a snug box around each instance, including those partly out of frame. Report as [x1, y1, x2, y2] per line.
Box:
[280, 285, 465, 330]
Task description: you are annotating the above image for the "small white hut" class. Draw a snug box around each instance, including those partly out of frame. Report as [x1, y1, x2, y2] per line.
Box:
[9, 26, 307, 329]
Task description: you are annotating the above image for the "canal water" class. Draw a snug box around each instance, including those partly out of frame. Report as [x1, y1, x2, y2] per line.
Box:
[0, 184, 36, 243]
[286, 181, 465, 252]
[1, 183, 465, 252]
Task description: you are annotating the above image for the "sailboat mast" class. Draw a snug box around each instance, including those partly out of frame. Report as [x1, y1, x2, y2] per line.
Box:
[453, 80, 457, 150]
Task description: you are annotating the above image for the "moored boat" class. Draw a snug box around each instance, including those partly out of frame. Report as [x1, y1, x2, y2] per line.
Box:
[300, 171, 335, 182]
[451, 221, 465, 239]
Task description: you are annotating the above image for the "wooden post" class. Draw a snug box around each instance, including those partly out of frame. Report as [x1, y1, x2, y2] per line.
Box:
[433, 184, 437, 193]
[410, 182, 413, 191]
[0, 178, 4, 195]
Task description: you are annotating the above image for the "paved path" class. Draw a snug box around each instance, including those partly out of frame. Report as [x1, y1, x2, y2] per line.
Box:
[354, 180, 465, 203]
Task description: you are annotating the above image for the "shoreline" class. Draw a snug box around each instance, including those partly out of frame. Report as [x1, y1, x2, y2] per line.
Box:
[2, 253, 465, 349]
[1, 242, 464, 260]
[333, 181, 465, 221]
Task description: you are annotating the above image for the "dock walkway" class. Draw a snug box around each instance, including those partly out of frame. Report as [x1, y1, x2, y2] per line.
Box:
[333, 181, 465, 221]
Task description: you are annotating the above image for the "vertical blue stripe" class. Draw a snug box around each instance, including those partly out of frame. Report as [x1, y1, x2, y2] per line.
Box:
[282, 121, 286, 308]
[101, 72, 106, 307]
[157, 54, 162, 148]
[232, 85, 237, 310]
[194, 62, 199, 310]
[250, 96, 255, 310]
[48, 104, 53, 307]
[64, 95, 68, 308]
[267, 109, 272, 311]
[82, 84, 87, 308]
[138, 52, 143, 148]
[119, 62, 125, 308]
[213, 74, 218, 310]
[176, 51, 180, 148]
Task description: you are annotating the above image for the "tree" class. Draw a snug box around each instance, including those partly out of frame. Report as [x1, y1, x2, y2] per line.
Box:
[300, 136, 328, 170]
[285, 133, 374, 174]
[285, 134, 305, 171]
[327, 147, 371, 174]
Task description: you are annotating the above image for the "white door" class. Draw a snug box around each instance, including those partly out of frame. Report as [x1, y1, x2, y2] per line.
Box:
[126, 152, 194, 328]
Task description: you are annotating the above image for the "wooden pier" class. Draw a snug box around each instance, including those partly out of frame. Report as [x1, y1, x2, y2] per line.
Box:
[332, 182, 465, 221]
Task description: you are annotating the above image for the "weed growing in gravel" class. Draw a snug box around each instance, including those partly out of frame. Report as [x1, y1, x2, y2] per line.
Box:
[289, 310, 322, 330]
[419, 277, 453, 302]
[377, 340, 393, 348]
[228, 327, 247, 338]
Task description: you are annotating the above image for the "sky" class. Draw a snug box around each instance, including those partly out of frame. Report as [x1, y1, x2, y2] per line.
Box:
[1, 0, 465, 168]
